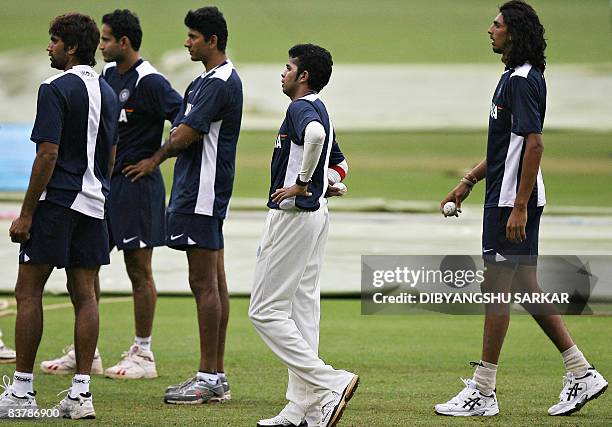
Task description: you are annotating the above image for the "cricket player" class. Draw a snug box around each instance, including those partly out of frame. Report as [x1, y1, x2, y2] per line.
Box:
[249, 44, 358, 427]
[435, 0, 607, 417]
[124, 6, 240, 404]
[1, 12, 119, 419]
[40, 9, 182, 380]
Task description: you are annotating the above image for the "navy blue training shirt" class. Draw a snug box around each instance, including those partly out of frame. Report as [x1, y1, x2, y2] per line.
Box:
[168, 60, 243, 219]
[268, 93, 342, 211]
[30, 65, 119, 219]
[102, 59, 182, 174]
[485, 63, 547, 208]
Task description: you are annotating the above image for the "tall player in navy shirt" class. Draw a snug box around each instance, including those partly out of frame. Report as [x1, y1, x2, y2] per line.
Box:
[3, 13, 119, 419]
[124, 7, 240, 404]
[40, 9, 182, 382]
[248, 44, 358, 427]
[436, 1, 607, 417]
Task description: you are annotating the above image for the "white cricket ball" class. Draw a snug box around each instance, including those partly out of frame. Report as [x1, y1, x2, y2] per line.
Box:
[332, 182, 347, 194]
[443, 201, 457, 216]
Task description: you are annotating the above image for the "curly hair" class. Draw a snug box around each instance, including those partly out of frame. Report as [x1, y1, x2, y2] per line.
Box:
[102, 9, 143, 51]
[184, 7, 228, 52]
[288, 44, 333, 93]
[500, 1, 546, 71]
[49, 12, 99, 67]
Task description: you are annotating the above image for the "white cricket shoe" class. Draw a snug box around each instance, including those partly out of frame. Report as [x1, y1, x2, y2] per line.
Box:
[257, 414, 307, 426]
[0, 376, 37, 418]
[54, 390, 95, 419]
[0, 345, 16, 364]
[105, 345, 157, 379]
[40, 345, 103, 375]
[548, 367, 608, 416]
[435, 378, 499, 416]
[321, 374, 360, 427]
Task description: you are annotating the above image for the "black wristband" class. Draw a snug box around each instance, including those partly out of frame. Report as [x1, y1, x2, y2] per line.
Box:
[296, 177, 310, 187]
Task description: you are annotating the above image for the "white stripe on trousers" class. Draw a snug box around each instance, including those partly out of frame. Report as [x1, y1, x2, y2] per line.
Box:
[248, 207, 353, 425]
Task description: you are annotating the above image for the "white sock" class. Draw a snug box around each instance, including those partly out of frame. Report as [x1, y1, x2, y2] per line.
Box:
[70, 374, 90, 397]
[218, 371, 226, 380]
[473, 360, 497, 396]
[196, 371, 218, 386]
[134, 336, 152, 352]
[12, 371, 33, 396]
[562, 345, 589, 376]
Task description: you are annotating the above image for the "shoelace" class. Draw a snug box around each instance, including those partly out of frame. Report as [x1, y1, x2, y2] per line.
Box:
[446, 378, 474, 404]
[0, 375, 13, 397]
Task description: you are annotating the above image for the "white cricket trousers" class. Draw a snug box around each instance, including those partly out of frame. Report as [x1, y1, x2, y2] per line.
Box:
[248, 206, 353, 425]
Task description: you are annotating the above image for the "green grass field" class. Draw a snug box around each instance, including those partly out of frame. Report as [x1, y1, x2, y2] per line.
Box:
[159, 129, 612, 207]
[0, 296, 610, 425]
[2, 0, 611, 64]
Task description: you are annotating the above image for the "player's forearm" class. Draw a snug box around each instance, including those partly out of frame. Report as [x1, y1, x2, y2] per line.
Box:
[514, 133, 543, 208]
[151, 126, 199, 165]
[328, 159, 348, 183]
[299, 122, 325, 182]
[468, 158, 487, 183]
[20, 151, 57, 217]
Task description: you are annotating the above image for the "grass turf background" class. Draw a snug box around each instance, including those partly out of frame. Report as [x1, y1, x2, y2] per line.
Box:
[0, 296, 610, 425]
[160, 130, 612, 207]
[1, 0, 611, 64]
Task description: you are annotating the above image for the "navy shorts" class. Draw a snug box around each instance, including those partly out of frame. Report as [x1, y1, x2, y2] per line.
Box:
[107, 168, 166, 251]
[166, 212, 224, 251]
[482, 206, 544, 266]
[19, 201, 110, 268]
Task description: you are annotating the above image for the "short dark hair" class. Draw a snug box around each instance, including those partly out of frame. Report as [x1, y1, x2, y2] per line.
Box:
[288, 44, 333, 92]
[102, 9, 143, 51]
[184, 7, 228, 52]
[49, 12, 100, 66]
[500, 1, 547, 71]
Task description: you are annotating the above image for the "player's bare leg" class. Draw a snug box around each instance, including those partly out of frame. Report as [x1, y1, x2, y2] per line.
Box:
[66, 267, 100, 375]
[104, 249, 158, 380]
[513, 266, 574, 352]
[187, 248, 220, 373]
[216, 249, 229, 373]
[14, 264, 54, 373]
[124, 248, 156, 337]
[481, 263, 516, 364]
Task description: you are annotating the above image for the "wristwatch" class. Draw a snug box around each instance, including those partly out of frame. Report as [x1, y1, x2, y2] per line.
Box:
[295, 177, 310, 187]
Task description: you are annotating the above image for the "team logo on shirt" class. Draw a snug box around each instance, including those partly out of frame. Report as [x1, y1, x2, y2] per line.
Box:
[490, 103, 498, 120]
[275, 134, 287, 148]
[119, 89, 130, 102]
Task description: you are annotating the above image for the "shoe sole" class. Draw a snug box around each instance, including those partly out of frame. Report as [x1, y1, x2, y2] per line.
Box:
[328, 374, 360, 427]
[435, 407, 499, 417]
[41, 366, 104, 375]
[164, 395, 224, 405]
[105, 371, 158, 380]
[550, 382, 608, 416]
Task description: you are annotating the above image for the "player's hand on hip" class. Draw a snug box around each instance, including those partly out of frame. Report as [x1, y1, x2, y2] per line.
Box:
[439, 183, 470, 216]
[9, 215, 32, 243]
[123, 158, 156, 182]
[325, 183, 346, 198]
[506, 205, 527, 243]
[271, 184, 311, 203]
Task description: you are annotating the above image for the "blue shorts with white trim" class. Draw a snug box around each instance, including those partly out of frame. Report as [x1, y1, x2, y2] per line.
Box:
[19, 201, 110, 268]
[107, 169, 166, 251]
[166, 212, 224, 251]
[482, 206, 543, 267]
